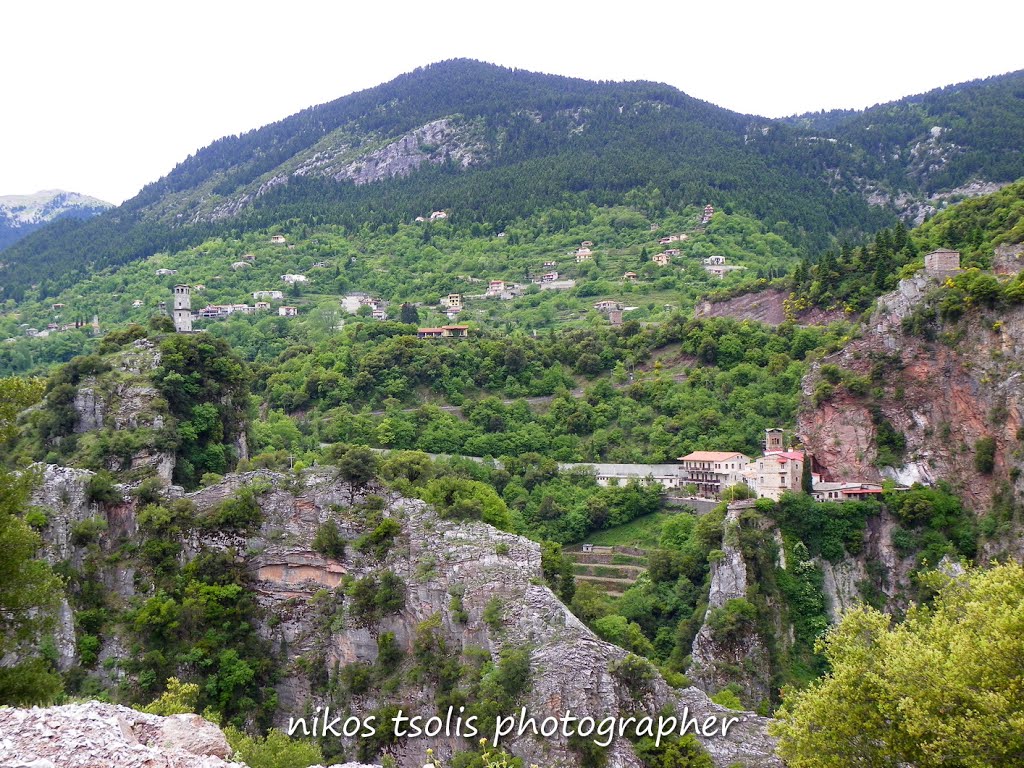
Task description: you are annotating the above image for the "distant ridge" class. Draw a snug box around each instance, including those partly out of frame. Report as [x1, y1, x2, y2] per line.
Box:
[0, 189, 112, 251]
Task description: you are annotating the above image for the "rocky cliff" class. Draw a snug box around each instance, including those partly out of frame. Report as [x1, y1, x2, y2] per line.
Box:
[689, 502, 772, 706]
[798, 272, 1024, 520]
[30, 467, 781, 768]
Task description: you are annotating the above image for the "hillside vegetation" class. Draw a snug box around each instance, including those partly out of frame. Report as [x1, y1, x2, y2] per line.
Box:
[6, 61, 1024, 299]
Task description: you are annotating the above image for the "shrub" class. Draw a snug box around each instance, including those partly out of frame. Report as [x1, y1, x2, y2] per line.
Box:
[609, 653, 656, 694]
[86, 471, 122, 504]
[711, 684, 744, 710]
[312, 520, 346, 560]
[355, 518, 402, 559]
[223, 726, 324, 768]
[202, 487, 262, 532]
[70, 516, 108, 546]
[141, 677, 200, 715]
[974, 436, 996, 474]
[706, 598, 758, 644]
[24, 508, 50, 530]
[483, 597, 504, 632]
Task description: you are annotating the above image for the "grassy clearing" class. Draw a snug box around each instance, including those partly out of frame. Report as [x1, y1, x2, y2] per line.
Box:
[585, 511, 673, 549]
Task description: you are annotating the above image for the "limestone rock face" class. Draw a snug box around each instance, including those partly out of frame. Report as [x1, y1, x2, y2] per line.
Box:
[65, 339, 175, 481]
[800, 277, 1024, 516]
[332, 118, 486, 186]
[72, 386, 105, 433]
[689, 502, 773, 707]
[0, 703, 240, 768]
[32, 468, 782, 768]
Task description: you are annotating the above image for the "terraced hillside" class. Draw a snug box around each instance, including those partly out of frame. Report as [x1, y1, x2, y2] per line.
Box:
[567, 544, 648, 596]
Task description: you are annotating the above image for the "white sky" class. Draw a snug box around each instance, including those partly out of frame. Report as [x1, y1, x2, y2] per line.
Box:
[2, 0, 1022, 205]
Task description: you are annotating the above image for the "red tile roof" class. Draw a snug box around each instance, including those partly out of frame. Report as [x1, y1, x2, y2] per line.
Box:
[678, 451, 747, 462]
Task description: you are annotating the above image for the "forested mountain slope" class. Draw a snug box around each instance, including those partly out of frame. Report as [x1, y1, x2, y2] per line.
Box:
[5, 61, 1023, 300]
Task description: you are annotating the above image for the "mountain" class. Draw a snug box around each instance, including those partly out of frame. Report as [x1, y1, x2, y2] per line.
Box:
[0, 189, 111, 251]
[783, 70, 1024, 221]
[5, 59, 1021, 300]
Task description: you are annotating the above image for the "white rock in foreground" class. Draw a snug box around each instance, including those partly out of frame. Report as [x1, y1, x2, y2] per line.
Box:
[0, 701, 382, 768]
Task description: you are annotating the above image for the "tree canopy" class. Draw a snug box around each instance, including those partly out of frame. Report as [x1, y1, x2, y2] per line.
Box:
[771, 562, 1024, 768]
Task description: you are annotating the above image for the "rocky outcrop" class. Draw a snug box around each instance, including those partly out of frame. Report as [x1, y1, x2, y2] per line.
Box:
[799, 273, 1024, 513]
[203, 118, 489, 221]
[696, 291, 788, 326]
[994, 243, 1024, 276]
[66, 339, 175, 483]
[33, 468, 782, 768]
[332, 118, 486, 186]
[695, 288, 848, 327]
[689, 502, 773, 708]
[0, 703, 239, 768]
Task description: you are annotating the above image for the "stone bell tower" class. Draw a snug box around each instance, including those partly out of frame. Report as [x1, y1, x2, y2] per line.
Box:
[173, 285, 192, 333]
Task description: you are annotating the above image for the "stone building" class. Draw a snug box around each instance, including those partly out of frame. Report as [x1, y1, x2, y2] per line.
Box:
[172, 285, 192, 333]
[924, 249, 961, 276]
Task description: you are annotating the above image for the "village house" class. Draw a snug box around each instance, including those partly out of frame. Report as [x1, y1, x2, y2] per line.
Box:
[594, 300, 623, 312]
[341, 293, 370, 314]
[417, 325, 470, 339]
[312, 261, 330, 268]
[372, 309, 388, 321]
[664, 248, 681, 256]
[677, 451, 752, 498]
[623, 271, 638, 281]
[193, 284, 206, 292]
[278, 306, 298, 317]
[575, 247, 593, 263]
[753, 451, 808, 501]
[701, 204, 714, 224]
[156, 268, 178, 276]
[812, 482, 886, 502]
[485, 280, 523, 300]
[653, 253, 671, 266]
[704, 255, 726, 266]
[254, 302, 271, 311]
[253, 290, 284, 301]
[441, 293, 463, 312]
[280, 274, 308, 284]
[51, 303, 65, 310]
[270, 235, 287, 244]
[429, 211, 448, 221]
[608, 310, 623, 326]
[587, 463, 682, 490]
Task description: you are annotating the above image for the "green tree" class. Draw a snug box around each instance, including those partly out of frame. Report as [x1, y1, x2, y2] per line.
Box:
[0, 377, 64, 704]
[399, 302, 420, 324]
[772, 562, 1024, 768]
[335, 446, 379, 502]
